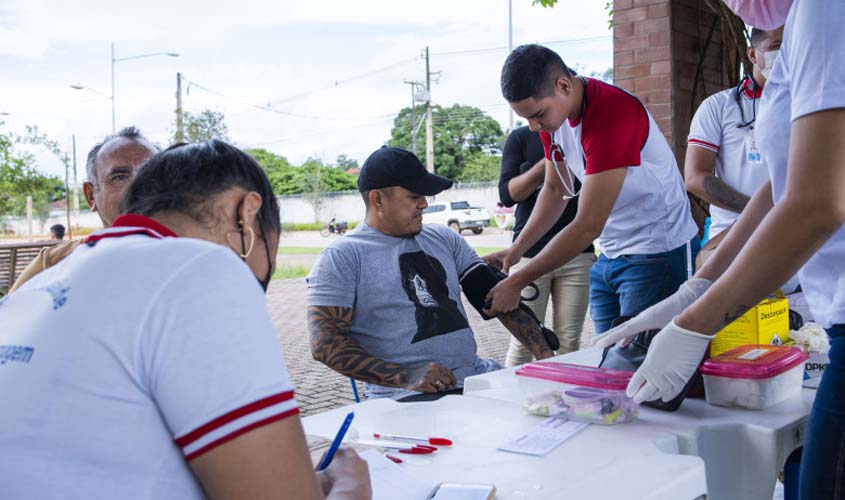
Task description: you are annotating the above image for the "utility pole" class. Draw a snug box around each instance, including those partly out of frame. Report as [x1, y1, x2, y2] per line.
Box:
[403, 80, 422, 156]
[508, 0, 514, 131]
[424, 47, 435, 174]
[175, 72, 184, 143]
[64, 157, 72, 239]
[72, 134, 79, 231]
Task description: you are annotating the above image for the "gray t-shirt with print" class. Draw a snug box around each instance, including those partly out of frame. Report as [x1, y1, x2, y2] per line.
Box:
[306, 222, 500, 400]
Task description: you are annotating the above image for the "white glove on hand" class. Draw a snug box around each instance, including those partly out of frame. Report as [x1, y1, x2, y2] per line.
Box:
[595, 278, 713, 349]
[626, 319, 712, 404]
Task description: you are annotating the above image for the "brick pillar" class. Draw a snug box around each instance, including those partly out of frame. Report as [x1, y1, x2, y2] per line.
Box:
[613, 0, 737, 230]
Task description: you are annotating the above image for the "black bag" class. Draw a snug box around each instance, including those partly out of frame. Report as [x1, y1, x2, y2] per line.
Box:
[599, 316, 704, 412]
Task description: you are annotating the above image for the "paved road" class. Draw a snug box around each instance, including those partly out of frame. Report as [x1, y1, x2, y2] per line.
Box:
[267, 277, 597, 417]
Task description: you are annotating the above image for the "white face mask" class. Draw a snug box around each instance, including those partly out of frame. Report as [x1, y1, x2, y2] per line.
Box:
[761, 49, 780, 80]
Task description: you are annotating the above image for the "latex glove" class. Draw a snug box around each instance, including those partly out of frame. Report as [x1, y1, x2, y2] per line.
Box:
[626, 319, 712, 404]
[595, 278, 712, 349]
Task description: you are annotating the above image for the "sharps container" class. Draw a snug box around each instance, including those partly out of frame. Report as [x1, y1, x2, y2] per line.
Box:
[700, 345, 808, 410]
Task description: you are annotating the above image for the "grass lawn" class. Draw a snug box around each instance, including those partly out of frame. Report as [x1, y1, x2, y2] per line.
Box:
[278, 247, 323, 255]
[272, 264, 311, 280]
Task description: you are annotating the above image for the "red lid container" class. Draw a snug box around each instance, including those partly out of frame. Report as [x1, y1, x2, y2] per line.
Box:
[700, 345, 808, 380]
[515, 362, 634, 390]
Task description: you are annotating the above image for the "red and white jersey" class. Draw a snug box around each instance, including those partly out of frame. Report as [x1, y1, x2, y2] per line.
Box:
[540, 78, 697, 258]
[757, 0, 845, 327]
[0, 214, 298, 499]
[688, 79, 770, 238]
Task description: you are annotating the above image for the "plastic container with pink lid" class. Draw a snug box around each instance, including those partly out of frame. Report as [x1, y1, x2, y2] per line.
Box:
[700, 344, 808, 410]
[515, 362, 638, 424]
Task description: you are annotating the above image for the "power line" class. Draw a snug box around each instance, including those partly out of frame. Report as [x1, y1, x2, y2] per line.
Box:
[431, 34, 610, 57]
[183, 78, 322, 120]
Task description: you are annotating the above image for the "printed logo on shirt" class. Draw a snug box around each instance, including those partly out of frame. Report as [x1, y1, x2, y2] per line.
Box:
[0, 345, 35, 366]
[399, 251, 470, 344]
[40, 281, 70, 310]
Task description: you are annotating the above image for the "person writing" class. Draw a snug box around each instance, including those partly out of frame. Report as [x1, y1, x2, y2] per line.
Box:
[0, 140, 371, 499]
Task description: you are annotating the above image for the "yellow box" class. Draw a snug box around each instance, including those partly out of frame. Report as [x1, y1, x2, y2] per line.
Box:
[710, 298, 790, 357]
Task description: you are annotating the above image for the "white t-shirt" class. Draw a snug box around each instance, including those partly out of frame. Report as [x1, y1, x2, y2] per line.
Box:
[756, 0, 845, 328]
[0, 215, 298, 499]
[540, 78, 698, 259]
[688, 80, 770, 238]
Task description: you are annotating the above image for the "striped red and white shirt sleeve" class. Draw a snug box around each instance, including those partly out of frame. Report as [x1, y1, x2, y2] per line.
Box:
[688, 92, 724, 153]
[142, 246, 300, 462]
[175, 391, 299, 460]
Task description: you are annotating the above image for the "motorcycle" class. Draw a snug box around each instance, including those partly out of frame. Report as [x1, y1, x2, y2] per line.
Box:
[320, 218, 348, 237]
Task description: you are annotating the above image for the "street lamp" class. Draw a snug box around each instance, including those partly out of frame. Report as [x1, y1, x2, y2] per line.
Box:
[110, 43, 179, 132]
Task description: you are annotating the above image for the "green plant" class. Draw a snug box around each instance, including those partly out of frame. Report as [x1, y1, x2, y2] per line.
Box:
[272, 264, 311, 280]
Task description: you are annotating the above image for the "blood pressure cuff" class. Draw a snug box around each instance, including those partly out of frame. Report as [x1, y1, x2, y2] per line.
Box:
[459, 263, 560, 351]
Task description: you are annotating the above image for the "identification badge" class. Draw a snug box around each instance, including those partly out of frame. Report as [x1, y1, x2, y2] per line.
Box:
[746, 132, 763, 164]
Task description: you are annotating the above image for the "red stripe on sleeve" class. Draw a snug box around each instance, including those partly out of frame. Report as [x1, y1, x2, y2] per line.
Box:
[184, 407, 300, 461]
[688, 138, 720, 151]
[174, 391, 296, 448]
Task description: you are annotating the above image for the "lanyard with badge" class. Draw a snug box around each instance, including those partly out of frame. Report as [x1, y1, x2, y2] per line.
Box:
[735, 76, 763, 164]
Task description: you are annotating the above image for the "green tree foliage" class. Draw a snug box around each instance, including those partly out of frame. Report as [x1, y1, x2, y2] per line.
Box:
[0, 123, 65, 221]
[246, 148, 357, 195]
[175, 109, 230, 143]
[334, 154, 359, 171]
[457, 153, 502, 183]
[388, 104, 505, 180]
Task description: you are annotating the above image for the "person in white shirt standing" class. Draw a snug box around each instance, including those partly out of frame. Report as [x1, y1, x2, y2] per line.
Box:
[685, 27, 782, 259]
[0, 140, 370, 500]
[597, 1, 845, 497]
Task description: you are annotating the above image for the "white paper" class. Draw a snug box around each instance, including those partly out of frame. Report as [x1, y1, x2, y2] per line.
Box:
[358, 448, 438, 500]
[497, 416, 588, 456]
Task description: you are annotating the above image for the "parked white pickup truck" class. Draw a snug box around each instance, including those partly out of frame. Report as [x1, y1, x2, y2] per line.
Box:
[422, 200, 491, 234]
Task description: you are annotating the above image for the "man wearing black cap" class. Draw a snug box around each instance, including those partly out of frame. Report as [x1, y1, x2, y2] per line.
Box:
[306, 146, 554, 401]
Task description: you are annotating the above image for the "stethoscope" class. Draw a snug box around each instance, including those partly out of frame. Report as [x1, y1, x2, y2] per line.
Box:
[548, 76, 589, 200]
[735, 75, 759, 129]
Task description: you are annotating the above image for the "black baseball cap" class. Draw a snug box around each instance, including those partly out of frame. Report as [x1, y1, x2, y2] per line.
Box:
[358, 146, 453, 196]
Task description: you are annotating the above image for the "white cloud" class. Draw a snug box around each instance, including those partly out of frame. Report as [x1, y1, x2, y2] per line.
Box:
[1, 0, 612, 174]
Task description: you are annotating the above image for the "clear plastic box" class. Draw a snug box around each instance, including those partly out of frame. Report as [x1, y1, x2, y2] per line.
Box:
[700, 345, 808, 410]
[515, 362, 638, 425]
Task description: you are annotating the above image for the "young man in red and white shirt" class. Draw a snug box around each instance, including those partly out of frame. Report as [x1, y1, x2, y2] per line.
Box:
[686, 28, 783, 257]
[485, 44, 699, 334]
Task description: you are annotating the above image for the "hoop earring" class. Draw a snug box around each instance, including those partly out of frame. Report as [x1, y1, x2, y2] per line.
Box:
[226, 224, 255, 259]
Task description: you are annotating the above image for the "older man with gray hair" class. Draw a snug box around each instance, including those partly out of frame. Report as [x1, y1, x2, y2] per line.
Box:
[9, 127, 158, 292]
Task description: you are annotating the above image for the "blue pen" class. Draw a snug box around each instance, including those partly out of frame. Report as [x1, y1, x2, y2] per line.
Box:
[317, 411, 354, 471]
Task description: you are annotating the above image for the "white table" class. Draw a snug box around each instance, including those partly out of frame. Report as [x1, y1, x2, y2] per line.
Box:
[463, 347, 816, 500]
[303, 394, 707, 500]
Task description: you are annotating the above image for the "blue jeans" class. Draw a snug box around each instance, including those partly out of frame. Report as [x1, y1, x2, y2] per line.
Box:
[589, 238, 700, 334]
[799, 324, 845, 499]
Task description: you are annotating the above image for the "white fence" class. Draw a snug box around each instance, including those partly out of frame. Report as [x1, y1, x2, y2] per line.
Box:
[279, 181, 501, 224]
[1, 181, 503, 234]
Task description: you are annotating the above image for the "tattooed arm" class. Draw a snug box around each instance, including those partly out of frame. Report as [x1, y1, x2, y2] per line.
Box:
[307, 306, 457, 392]
[496, 309, 554, 360]
[685, 146, 750, 213]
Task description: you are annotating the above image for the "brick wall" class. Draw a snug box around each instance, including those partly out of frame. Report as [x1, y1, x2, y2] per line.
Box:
[613, 0, 738, 228]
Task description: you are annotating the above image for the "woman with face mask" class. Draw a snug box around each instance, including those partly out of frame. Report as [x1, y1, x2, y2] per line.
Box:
[599, 1, 845, 497]
[0, 140, 372, 500]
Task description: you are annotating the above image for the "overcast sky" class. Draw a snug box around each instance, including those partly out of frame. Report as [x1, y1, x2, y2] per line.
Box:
[0, 0, 611, 180]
